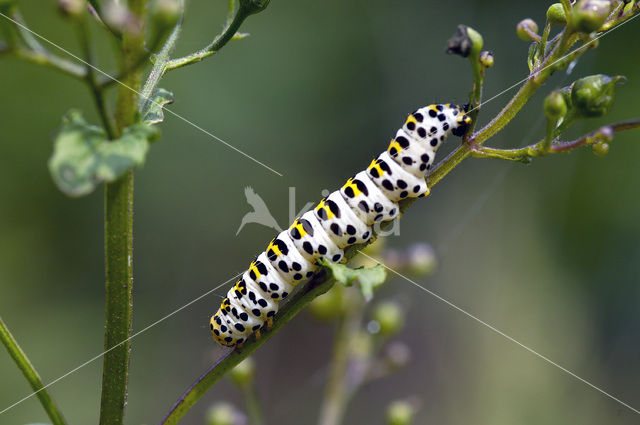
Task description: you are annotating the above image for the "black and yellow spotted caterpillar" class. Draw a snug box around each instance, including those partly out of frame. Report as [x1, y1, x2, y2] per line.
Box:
[210, 103, 471, 347]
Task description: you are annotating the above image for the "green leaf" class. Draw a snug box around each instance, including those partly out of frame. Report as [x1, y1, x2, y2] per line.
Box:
[142, 88, 174, 125]
[48, 110, 159, 197]
[319, 259, 387, 302]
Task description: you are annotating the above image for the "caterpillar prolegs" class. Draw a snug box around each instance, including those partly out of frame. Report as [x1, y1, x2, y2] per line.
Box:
[210, 104, 471, 347]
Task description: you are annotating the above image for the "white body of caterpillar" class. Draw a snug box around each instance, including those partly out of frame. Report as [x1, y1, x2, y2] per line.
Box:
[210, 104, 471, 347]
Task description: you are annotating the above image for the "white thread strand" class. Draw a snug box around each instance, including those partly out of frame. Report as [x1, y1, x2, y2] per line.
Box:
[360, 252, 640, 416]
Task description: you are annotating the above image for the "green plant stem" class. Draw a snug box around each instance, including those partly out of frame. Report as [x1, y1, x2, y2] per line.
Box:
[239, 384, 265, 425]
[163, 6, 250, 71]
[98, 1, 146, 425]
[0, 317, 68, 425]
[158, 270, 335, 425]
[139, 19, 182, 111]
[471, 118, 640, 161]
[471, 27, 576, 146]
[317, 303, 363, 425]
[0, 8, 86, 79]
[77, 18, 117, 138]
[13, 48, 87, 78]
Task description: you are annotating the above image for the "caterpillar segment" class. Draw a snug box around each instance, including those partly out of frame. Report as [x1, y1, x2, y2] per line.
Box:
[210, 103, 471, 347]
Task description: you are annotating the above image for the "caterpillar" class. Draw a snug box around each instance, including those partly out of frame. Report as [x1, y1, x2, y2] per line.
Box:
[210, 103, 472, 347]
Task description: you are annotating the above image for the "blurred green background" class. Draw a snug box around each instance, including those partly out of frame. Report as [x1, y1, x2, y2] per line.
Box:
[1, 1, 639, 424]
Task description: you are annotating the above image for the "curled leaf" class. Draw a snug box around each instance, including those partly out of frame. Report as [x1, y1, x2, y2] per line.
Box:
[319, 259, 387, 302]
[49, 110, 159, 197]
[142, 88, 174, 125]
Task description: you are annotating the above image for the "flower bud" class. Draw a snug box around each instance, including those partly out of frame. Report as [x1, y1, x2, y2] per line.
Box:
[407, 243, 437, 276]
[479, 51, 494, 68]
[150, 0, 180, 29]
[446, 25, 483, 58]
[103, 2, 141, 35]
[372, 301, 404, 336]
[543, 90, 568, 120]
[239, 0, 270, 15]
[516, 18, 539, 41]
[229, 357, 255, 387]
[386, 400, 416, 425]
[573, 0, 612, 33]
[570, 74, 624, 118]
[206, 402, 246, 425]
[547, 3, 567, 25]
[58, 0, 86, 18]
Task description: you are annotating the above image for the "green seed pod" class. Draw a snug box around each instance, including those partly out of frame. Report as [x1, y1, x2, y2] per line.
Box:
[479, 51, 494, 68]
[547, 3, 567, 25]
[386, 401, 416, 425]
[573, 0, 612, 33]
[571, 74, 624, 118]
[516, 18, 539, 41]
[206, 402, 243, 425]
[544, 90, 568, 120]
[372, 301, 404, 336]
[229, 357, 256, 387]
[239, 0, 270, 15]
[592, 141, 610, 157]
[446, 25, 483, 58]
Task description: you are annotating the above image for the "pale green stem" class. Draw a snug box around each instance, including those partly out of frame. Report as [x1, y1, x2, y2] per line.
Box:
[0, 317, 68, 425]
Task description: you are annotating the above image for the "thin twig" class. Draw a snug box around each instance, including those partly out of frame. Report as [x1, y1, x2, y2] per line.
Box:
[471, 119, 640, 161]
[0, 317, 68, 425]
[77, 18, 117, 138]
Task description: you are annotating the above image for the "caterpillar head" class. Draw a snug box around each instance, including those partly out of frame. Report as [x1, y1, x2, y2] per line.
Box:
[450, 104, 472, 137]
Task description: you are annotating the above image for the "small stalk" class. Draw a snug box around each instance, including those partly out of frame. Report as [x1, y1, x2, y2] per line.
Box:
[0, 317, 67, 425]
[239, 384, 264, 425]
[317, 303, 363, 425]
[98, 1, 146, 425]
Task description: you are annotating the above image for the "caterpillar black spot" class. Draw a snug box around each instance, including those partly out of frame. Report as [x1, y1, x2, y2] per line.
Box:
[210, 103, 472, 347]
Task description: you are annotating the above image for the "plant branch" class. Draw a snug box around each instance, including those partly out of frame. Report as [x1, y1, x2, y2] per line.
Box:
[471, 119, 640, 162]
[77, 18, 117, 138]
[163, 5, 251, 72]
[139, 17, 182, 111]
[98, 1, 146, 425]
[0, 317, 68, 425]
[0, 8, 87, 79]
